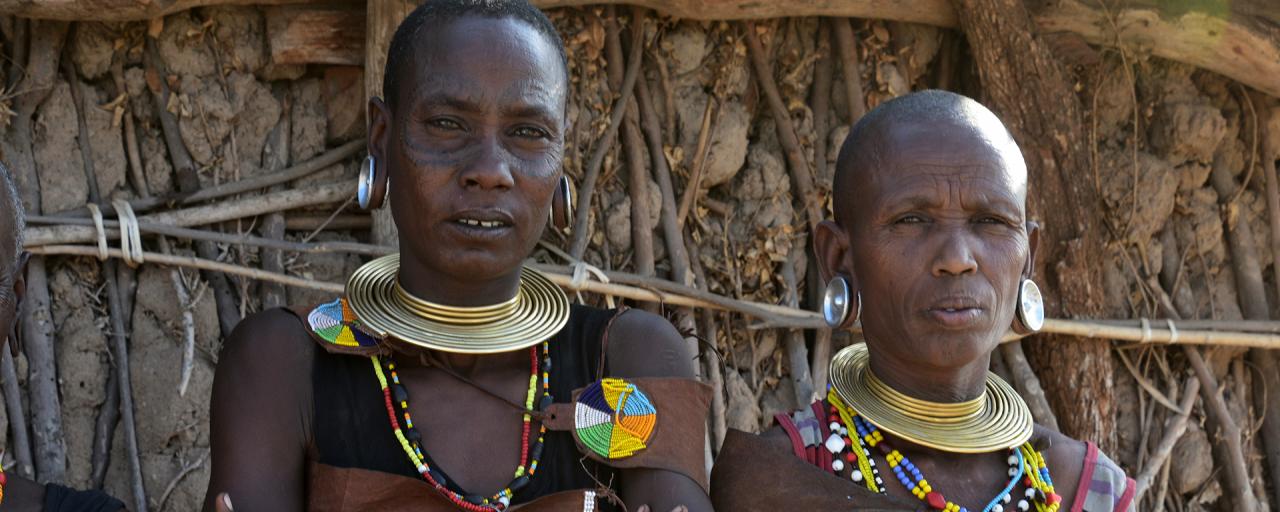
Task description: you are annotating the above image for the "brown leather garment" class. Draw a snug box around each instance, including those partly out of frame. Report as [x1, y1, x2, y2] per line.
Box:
[308, 462, 600, 511]
[711, 429, 923, 511]
[543, 377, 713, 494]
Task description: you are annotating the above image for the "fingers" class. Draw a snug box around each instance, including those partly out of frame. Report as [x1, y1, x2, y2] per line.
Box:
[215, 493, 234, 512]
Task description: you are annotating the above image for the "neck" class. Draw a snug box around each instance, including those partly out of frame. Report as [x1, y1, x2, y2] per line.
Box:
[396, 256, 522, 307]
[866, 347, 990, 404]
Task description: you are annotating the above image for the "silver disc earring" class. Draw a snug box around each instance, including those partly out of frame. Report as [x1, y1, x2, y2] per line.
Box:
[357, 155, 377, 210]
[822, 276, 860, 329]
[1013, 278, 1044, 334]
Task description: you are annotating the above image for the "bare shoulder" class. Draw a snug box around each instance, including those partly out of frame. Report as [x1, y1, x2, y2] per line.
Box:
[1032, 424, 1088, 504]
[221, 308, 315, 359]
[215, 308, 317, 394]
[604, 308, 697, 379]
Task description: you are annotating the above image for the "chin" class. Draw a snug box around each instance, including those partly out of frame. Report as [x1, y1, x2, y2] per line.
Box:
[915, 331, 1000, 369]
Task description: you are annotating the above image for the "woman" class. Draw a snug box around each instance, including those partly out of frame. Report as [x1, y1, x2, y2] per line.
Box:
[711, 90, 1133, 511]
[0, 163, 127, 512]
[202, 2, 711, 510]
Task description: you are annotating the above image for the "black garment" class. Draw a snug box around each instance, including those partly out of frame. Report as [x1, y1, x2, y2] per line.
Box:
[43, 484, 126, 512]
[308, 304, 619, 508]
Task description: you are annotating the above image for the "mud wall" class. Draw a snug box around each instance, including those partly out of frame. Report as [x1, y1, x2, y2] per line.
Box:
[0, 5, 1275, 511]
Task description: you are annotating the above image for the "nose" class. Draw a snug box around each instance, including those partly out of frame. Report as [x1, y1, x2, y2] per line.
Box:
[458, 135, 515, 190]
[931, 227, 978, 277]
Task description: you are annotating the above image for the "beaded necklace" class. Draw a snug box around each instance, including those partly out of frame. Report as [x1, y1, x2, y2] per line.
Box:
[825, 388, 1061, 512]
[370, 340, 552, 511]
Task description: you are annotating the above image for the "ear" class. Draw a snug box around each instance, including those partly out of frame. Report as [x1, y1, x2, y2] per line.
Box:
[813, 220, 857, 289]
[368, 97, 391, 177]
[1023, 221, 1040, 279]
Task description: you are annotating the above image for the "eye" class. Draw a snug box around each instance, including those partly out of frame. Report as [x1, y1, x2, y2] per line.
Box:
[976, 215, 1014, 226]
[512, 126, 551, 139]
[895, 214, 928, 224]
[427, 118, 463, 131]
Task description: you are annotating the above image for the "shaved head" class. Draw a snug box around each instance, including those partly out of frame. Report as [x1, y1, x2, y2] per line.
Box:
[832, 90, 1028, 226]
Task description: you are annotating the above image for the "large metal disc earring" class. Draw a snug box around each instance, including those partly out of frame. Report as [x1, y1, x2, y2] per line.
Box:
[1012, 278, 1044, 334]
[822, 276, 859, 329]
[550, 176, 573, 231]
[357, 155, 387, 210]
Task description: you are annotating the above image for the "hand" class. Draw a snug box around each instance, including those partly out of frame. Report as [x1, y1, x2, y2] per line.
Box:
[214, 493, 234, 512]
[635, 506, 687, 512]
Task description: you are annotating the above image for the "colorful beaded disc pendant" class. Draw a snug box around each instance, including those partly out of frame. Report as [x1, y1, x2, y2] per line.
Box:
[574, 378, 657, 459]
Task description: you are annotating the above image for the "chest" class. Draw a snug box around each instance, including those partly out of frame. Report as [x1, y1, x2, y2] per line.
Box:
[394, 366, 543, 494]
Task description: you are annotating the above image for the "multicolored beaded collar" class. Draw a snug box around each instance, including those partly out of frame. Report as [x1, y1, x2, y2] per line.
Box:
[826, 388, 1061, 512]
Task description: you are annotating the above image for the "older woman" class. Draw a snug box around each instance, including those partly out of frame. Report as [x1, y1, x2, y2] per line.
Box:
[202, 1, 711, 511]
[711, 90, 1133, 511]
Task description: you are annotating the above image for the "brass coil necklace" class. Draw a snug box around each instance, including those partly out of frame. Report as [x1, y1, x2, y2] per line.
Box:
[829, 343, 1034, 453]
[346, 254, 570, 354]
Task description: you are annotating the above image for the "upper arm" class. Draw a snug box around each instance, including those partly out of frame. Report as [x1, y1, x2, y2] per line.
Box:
[605, 309, 698, 379]
[1036, 426, 1087, 509]
[203, 309, 315, 512]
[605, 309, 711, 512]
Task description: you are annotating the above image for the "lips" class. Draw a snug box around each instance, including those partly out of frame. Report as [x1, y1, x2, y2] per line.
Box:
[925, 296, 986, 328]
[445, 209, 516, 240]
[449, 209, 515, 229]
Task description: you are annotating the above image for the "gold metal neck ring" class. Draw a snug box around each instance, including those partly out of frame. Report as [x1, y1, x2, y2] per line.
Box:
[829, 343, 1034, 453]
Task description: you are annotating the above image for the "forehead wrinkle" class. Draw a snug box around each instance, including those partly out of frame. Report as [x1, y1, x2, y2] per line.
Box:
[410, 73, 486, 106]
[873, 168, 1023, 214]
[501, 79, 563, 114]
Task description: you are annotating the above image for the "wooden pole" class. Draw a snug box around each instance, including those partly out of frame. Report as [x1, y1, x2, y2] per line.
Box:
[365, 0, 416, 249]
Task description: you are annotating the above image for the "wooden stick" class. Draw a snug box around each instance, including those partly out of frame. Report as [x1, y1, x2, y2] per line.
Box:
[260, 88, 292, 310]
[24, 181, 353, 247]
[1, 349, 33, 479]
[1010, 319, 1280, 349]
[144, 36, 243, 339]
[89, 55, 139, 492]
[808, 22, 836, 390]
[31, 246, 344, 294]
[1090, 319, 1280, 333]
[1250, 91, 1280, 506]
[10, 20, 68, 487]
[691, 253, 727, 450]
[780, 249, 815, 406]
[635, 49, 693, 288]
[28, 216, 386, 257]
[999, 341, 1060, 430]
[632, 34, 705, 378]
[64, 54, 147, 510]
[744, 21, 822, 232]
[1186, 345, 1259, 510]
[612, 16, 656, 285]
[833, 18, 867, 123]
[1134, 375, 1199, 503]
[50, 139, 363, 220]
[812, 19, 834, 182]
[568, 8, 646, 261]
[675, 97, 715, 228]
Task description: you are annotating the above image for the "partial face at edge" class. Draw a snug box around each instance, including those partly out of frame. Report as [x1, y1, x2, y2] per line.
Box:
[371, 16, 568, 282]
[832, 117, 1032, 371]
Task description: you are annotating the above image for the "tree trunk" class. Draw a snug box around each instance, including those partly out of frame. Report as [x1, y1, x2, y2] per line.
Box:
[950, 0, 1116, 451]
